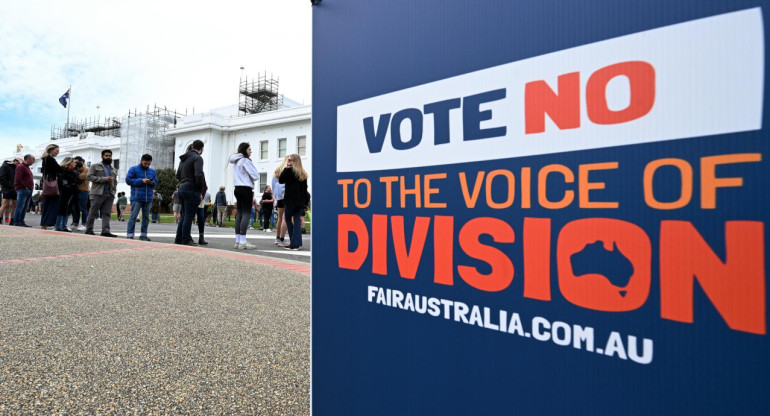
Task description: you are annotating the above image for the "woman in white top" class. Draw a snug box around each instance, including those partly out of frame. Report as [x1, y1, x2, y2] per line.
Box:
[228, 142, 260, 249]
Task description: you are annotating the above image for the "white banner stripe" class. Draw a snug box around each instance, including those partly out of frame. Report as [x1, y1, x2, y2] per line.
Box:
[337, 8, 764, 172]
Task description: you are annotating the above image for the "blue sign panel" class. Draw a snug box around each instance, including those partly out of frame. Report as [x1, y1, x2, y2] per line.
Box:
[312, 1, 769, 414]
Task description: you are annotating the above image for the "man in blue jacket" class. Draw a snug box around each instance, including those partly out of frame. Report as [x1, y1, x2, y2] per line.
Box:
[125, 154, 158, 241]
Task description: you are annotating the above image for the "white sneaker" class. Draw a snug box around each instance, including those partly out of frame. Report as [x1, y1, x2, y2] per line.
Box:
[238, 242, 256, 250]
[234, 242, 240, 249]
[77, 225, 86, 231]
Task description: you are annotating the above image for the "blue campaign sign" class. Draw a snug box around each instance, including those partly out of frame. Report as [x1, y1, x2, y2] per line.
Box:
[312, 0, 769, 414]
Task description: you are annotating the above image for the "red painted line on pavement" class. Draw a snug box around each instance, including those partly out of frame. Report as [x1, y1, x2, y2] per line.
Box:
[0, 247, 154, 265]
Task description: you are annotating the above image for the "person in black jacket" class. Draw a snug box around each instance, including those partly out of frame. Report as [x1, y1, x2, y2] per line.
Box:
[174, 140, 205, 245]
[278, 153, 309, 250]
[0, 158, 19, 224]
[39, 144, 62, 230]
[54, 157, 80, 232]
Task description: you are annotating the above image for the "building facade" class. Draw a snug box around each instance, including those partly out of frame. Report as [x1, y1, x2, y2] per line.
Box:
[5, 103, 312, 207]
[167, 104, 312, 204]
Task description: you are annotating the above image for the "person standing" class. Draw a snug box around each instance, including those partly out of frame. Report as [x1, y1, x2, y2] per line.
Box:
[12, 155, 34, 227]
[272, 159, 288, 245]
[203, 191, 212, 226]
[278, 154, 309, 251]
[175, 140, 205, 245]
[0, 157, 19, 224]
[70, 156, 90, 231]
[115, 193, 127, 221]
[32, 191, 41, 214]
[215, 186, 227, 227]
[172, 187, 181, 223]
[260, 185, 274, 232]
[151, 190, 162, 223]
[228, 142, 260, 249]
[39, 144, 62, 230]
[196, 186, 209, 245]
[125, 154, 157, 241]
[55, 157, 79, 232]
[250, 194, 260, 229]
[84, 149, 117, 237]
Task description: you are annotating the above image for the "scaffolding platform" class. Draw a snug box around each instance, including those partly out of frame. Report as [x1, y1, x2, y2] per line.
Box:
[120, 105, 186, 170]
[239, 72, 284, 115]
[50, 117, 122, 140]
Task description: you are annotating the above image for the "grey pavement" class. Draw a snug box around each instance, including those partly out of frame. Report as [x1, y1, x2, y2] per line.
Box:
[44, 211, 311, 264]
[0, 224, 310, 415]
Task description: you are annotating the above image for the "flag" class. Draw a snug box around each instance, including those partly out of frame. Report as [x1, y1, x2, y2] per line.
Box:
[59, 88, 70, 108]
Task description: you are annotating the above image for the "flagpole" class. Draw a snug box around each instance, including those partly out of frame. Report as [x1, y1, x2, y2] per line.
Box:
[66, 85, 71, 134]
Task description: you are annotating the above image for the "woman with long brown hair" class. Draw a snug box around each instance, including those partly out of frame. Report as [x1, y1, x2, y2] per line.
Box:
[278, 153, 309, 250]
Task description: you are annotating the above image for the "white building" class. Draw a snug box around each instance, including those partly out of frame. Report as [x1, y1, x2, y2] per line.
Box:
[5, 102, 312, 205]
[167, 104, 312, 204]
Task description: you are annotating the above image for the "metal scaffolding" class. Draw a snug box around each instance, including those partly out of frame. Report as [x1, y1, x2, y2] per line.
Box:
[50, 116, 122, 140]
[239, 72, 284, 115]
[120, 105, 186, 170]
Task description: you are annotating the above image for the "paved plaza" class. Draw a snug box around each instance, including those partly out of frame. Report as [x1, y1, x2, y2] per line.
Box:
[0, 225, 310, 414]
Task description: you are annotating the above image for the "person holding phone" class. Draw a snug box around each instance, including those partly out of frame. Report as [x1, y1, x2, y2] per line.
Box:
[125, 154, 158, 240]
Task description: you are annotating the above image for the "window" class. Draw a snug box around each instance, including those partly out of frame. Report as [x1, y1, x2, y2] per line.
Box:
[260, 141, 269, 160]
[297, 135, 306, 157]
[113, 159, 120, 170]
[259, 173, 267, 192]
[278, 138, 287, 158]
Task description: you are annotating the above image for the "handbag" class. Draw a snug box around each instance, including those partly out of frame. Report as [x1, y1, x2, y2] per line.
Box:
[42, 177, 59, 196]
[42, 162, 59, 197]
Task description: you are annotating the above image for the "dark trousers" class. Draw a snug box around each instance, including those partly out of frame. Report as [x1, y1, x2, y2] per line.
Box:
[262, 208, 273, 230]
[284, 204, 304, 247]
[40, 195, 59, 226]
[86, 194, 114, 233]
[175, 185, 201, 244]
[234, 186, 252, 236]
[197, 207, 206, 240]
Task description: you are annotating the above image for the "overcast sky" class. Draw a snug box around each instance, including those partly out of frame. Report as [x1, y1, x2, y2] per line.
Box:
[0, 0, 312, 158]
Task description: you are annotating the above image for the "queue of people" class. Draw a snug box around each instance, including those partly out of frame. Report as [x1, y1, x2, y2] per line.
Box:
[0, 140, 310, 252]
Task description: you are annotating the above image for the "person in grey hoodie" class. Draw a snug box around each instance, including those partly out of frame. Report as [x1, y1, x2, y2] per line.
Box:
[174, 140, 205, 245]
[229, 142, 260, 249]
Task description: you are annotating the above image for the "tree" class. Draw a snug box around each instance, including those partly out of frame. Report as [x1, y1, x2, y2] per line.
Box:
[155, 168, 178, 212]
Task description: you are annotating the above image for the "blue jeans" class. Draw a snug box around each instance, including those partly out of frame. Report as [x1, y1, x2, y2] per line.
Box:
[127, 200, 152, 237]
[250, 209, 256, 227]
[175, 185, 201, 243]
[284, 204, 303, 247]
[152, 211, 160, 222]
[13, 189, 31, 225]
[71, 191, 89, 225]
